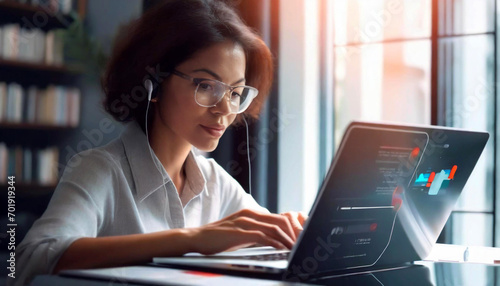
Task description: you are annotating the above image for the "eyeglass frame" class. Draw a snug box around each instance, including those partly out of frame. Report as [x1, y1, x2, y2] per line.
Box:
[168, 69, 259, 114]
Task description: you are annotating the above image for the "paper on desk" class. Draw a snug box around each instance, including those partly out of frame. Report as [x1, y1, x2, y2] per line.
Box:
[424, 243, 500, 264]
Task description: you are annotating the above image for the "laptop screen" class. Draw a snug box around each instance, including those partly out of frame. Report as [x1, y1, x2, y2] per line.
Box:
[286, 122, 489, 279]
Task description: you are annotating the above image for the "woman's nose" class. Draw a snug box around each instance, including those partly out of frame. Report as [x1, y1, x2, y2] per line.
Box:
[210, 91, 233, 115]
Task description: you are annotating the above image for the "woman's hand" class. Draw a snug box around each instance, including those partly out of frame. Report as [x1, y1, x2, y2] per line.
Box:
[188, 209, 299, 255]
[280, 211, 308, 238]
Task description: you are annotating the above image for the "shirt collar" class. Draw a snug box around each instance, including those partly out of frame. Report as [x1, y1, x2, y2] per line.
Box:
[183, 149, 206, 199]
[121, 121, 206, 202]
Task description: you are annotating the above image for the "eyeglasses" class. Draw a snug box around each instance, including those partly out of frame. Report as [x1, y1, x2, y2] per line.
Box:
[170, 70, 259, 114]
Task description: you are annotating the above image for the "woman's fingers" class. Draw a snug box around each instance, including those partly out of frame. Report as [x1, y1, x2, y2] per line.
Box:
[192, 226, 287, 255]
[234, 209, 297, 242]
[242, 230, 288, 250]
[281, 211, 304, 238]
[297, 211, 308, 225]
[193, 209, 308, 255]
[232, 216, 295, 249]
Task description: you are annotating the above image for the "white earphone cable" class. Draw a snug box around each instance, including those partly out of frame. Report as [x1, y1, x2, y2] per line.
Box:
[242, 115, 252, 197]
[145, 81, 165, 180]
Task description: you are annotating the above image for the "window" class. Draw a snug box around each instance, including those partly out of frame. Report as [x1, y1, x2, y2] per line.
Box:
[330, 0, 497, 246]
[436, 0, 496, 247]
[333, 0, 432, 142]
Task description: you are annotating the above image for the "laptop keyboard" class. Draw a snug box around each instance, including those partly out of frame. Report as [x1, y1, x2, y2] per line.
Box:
[240, 252, 289, 261]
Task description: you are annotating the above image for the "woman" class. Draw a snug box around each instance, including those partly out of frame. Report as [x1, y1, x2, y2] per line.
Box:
[14, 0, 306, 285]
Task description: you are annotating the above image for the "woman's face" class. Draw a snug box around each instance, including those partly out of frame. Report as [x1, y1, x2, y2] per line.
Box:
[154, 40, 245, 152]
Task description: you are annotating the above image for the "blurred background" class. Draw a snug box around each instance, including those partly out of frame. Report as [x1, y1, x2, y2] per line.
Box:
[0, 0, 498, 279]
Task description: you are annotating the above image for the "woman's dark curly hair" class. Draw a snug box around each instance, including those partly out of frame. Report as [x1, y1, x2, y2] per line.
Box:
[102, 0, 274, 132]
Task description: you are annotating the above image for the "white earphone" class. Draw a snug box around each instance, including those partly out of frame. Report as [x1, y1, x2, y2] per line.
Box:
[144, 78, 166, 180]
[145, 79, 154, 101]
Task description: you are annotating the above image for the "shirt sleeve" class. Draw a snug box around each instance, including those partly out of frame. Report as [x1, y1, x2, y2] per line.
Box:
[203, 158, 269, 219]
[12, 150, 114, 286]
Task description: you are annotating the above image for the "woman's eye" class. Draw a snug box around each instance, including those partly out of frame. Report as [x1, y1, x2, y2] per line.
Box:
[231, 91, 241, 98]
[198, 82, 214, 91]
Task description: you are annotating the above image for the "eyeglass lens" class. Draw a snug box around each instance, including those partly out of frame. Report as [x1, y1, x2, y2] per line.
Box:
[195, 80, 257, 113]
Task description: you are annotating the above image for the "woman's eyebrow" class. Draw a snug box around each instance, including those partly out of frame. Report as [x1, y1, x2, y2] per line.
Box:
[192, 68, 246, 85]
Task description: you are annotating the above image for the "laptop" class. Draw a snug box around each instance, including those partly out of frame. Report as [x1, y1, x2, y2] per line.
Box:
[152, 121, 489, 282]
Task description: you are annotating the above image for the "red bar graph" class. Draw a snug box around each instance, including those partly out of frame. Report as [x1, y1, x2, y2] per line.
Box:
[426, 172, 436, 187]
[448, 165, 457, 180]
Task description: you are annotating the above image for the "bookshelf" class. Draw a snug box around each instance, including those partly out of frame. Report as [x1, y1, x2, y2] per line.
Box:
[0, 1, 84, 206]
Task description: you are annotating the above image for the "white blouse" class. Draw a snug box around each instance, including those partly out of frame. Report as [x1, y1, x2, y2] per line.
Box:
[13, 121, 266, 286]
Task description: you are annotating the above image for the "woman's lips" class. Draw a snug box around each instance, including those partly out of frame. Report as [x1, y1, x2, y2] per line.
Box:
[201, 125, 225, 137]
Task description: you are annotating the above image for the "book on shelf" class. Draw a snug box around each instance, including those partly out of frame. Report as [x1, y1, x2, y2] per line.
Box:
[61, 0, 73, 15]
[0, 23, 64, 65]
[6, 82, 23, 123]
[2, 24, 19, 60]
[15, 145, 22, 181]
[44, 85, 55, 124]
[44, 29, 63, 65]
[0, 26, 3, 60]
[6, 145, 15, 182]
[38, 146, 59, 185]
[68, 86, 80, 126]
[0, 143, 6, 183]
[0, 82, 80, 127]
[18, 28, 46, 63]
[25, 85, 37, 123]
[0, 82, 5, 121]
[31, 0, 74, 15]
[0, 143, 59, 185]
[23, 148, 32, 182]
[0, 0, 75, 15]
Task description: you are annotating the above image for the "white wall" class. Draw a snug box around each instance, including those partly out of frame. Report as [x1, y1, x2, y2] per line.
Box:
[278, 0, 320, 213]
